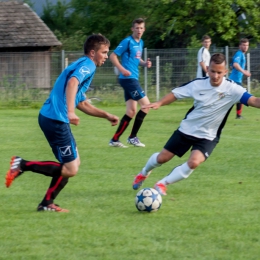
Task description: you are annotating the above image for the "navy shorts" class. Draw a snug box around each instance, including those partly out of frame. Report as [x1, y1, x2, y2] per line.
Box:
[164, 130, 219, 160]
[38, 113, 77, 163]
[119, 78, 146, 101]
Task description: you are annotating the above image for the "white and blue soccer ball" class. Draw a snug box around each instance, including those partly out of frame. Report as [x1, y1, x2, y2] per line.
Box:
[135, 188, 162, 212]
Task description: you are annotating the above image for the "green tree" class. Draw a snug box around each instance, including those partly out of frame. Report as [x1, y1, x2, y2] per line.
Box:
[40, 0, 260, 50]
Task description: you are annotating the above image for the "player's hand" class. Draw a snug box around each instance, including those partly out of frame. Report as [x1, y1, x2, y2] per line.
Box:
[121, 68, 131, 77]
[68, 112, 80, 125]
[146, 58, 152, 68]
[141, 102, 161, 110]
[244, 70, 251, 77]
[107, 114, 119, 126]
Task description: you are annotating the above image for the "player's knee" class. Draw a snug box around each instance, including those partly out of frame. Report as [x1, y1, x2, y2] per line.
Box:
[187, 160, 201, 169]
[62, 164, 79, 177]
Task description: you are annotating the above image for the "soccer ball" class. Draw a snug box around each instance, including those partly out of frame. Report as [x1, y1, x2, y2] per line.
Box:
[135, 188, 162, 212]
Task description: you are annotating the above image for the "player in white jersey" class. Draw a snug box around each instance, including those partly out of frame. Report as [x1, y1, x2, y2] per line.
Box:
[132, 53, 260, 196]
[196, 35, 211, 78]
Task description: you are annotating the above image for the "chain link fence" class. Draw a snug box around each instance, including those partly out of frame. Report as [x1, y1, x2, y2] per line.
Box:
[0, 47, 259, 106]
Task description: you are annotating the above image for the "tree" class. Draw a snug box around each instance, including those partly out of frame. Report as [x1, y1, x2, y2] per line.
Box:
[40, 0, 260, 50]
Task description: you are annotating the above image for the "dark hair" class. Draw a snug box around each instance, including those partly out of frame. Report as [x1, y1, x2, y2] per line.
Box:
[210, 53, 226, 65]
[239, 38, 249, 45]
[132, 18, 145, 27]
[83, 34, 110, 54]
[201, 35, 211, 41]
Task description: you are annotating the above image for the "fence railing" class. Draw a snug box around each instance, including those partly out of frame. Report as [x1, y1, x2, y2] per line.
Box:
[0, 47, 259, 105]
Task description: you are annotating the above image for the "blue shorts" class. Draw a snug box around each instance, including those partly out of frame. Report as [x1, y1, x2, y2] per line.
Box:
[164, 130, 218, 160]
[38, 113, 77, 163]
[119, 78, 146, 101]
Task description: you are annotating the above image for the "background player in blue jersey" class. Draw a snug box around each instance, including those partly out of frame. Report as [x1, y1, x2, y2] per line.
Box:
[132, 53, 260, 196]
[109, 18, 152, 148]
[229, 38, 251, 119]
[5, 34, 119, 212]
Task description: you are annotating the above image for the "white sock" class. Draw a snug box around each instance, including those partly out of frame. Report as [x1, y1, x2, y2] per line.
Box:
[159, 162, 193, 185]
[141, 152, 161, 176]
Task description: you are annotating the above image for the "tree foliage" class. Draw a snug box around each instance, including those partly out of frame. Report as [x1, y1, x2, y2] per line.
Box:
[39, 0, 260, 50]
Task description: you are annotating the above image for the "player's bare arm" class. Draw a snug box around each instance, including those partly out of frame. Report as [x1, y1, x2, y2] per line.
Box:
[247, 96, 260, 108]
[109, 52, 131, 76]
[139, 58, 152, 68]
[66, 77, 80, 125]
[199, 61, 207, 74]
[142, 92, 177, 110]
[233, 62, 251, 77]
[77, 101, 119, 126]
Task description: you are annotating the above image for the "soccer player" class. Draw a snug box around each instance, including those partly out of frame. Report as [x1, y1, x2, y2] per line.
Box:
[109, 18, 152, 148]
[132, 53, 260, 196]
[5, 34, 119, 212]
[196, 35, 211, 78]
[229, 38, 251, 119]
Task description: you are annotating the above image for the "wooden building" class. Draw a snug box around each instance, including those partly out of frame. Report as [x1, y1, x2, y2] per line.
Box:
[0, 1, 62, 89]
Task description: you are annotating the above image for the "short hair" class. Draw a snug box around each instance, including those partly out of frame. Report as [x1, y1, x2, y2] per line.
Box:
[83, 34, 110, 55]
[201, 35, 211, 41]
[239, 38, 249, 45]
[132, 18, 145, 27]
[210, 53, 226, 65]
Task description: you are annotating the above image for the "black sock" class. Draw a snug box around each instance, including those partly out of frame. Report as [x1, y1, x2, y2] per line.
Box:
[21, 160, 62, 177]
[40, 176, 69, 206]
[112, 114, 132, 141]
[129, 110, 147, 138]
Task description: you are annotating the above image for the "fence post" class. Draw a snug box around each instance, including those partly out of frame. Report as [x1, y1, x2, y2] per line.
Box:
[225, 46, 229, 77]
[144, 48, 148, 95]
[247, 53, 251, 93]
[61, 50, 65, 72]
[156, 56, 160, 101]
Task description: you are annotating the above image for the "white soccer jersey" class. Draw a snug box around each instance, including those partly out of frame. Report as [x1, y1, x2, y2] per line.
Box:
[197, 47, 211, 78]
[172, 77, 247, 140]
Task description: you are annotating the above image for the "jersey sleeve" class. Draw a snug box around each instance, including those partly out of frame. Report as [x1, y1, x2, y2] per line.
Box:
[172, 82, 192, 99]
[232, 52, 242, 65]
[113, 38, 129, 57]
[70, 63, 96, 85]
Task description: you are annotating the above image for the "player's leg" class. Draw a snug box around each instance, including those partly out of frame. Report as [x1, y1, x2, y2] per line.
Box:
[109, 79, 133, 148]
[155, 135, 218, 195]
[154, 150, 203, 195]
[133, 149, 175, 190]
[236, 103, 243, 119]
[38, 155, 80, 212]
[127, 80, 149, 147]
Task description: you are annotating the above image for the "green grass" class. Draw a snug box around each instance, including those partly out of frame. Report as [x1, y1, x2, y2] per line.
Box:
[1, 102, 260, 260]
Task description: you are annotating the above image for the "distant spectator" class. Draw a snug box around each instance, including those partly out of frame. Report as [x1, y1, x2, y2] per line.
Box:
[229, 38, 251, 119]
[196, 35, 211, 78]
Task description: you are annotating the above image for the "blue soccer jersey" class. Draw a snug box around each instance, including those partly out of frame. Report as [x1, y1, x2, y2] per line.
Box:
[229, 50, 246, 83]
[40, 56, 96, 123]
[114, 36, 144, 80]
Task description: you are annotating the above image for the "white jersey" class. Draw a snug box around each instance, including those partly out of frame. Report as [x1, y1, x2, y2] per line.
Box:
[197, 47, 210, 78]
[172, 77, 247, 140]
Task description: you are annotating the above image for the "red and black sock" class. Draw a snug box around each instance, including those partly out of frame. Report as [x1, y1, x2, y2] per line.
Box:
[236, 103, 243, 116]
[129, 110, 147, 138]
[112, 114, 132, 141]
[21, 160, 62, 177]
[40, 176, 69, 206]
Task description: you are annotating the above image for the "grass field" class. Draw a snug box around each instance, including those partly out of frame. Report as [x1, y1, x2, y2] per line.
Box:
[1, 102, 260, 260]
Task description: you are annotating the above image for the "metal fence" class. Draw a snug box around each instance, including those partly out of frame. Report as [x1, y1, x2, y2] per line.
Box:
[0, 47, 259, 104]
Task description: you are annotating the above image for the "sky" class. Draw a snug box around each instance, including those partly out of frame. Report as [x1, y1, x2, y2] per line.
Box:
[31, 0, 70, 16]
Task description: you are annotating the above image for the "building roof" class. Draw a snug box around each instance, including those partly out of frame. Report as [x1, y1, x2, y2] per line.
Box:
[0, 1, 62, 48]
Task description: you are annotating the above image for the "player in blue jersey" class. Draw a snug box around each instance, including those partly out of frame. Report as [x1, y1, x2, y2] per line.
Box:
[132, 53, 260, 196]
[229, 38, 251, 119]
[5, 34, 119, 212]
[109, 18, 152, 148]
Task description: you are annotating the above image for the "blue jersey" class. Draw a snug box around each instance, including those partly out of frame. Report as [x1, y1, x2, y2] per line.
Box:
[229, 50, 246, 83]
[40, 56, 96, 123]
[114, 36, 144, 80]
